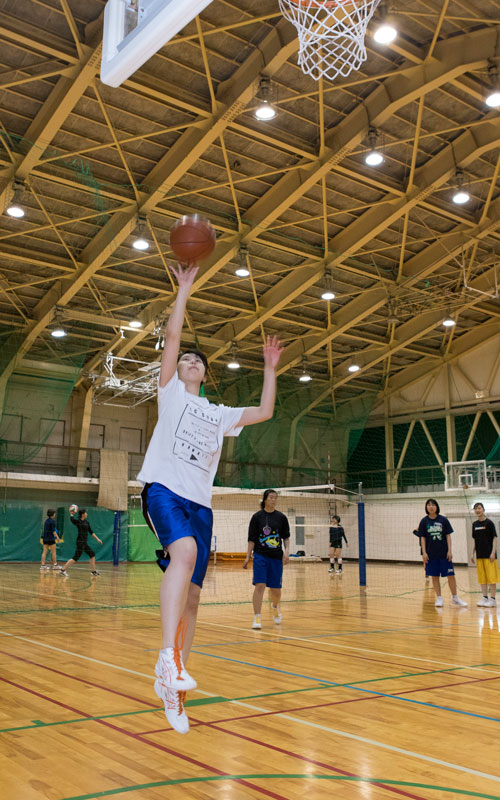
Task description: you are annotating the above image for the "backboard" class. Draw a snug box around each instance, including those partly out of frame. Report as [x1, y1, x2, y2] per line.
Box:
[101, 0, 214, 88]
[444, 459, 488, 491]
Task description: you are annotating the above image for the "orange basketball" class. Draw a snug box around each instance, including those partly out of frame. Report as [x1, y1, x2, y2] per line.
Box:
[170, 215, 216, 264]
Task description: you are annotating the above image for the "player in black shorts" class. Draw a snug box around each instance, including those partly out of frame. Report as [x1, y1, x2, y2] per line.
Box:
[40, 509, 62, 571]
[59, 508, 103, 577]
[329, 515, 348, 573]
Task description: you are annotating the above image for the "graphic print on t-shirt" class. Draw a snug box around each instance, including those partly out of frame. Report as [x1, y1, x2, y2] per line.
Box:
[427, 521, 444, 542]
[260, 525, 280, 549]
[173, 402, 221, 472]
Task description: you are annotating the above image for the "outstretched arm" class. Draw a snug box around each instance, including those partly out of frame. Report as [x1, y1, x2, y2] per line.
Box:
[159, 264, 199, 388]
[239, 336, 283, 427]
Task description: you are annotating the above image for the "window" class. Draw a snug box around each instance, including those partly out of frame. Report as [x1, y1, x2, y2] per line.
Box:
[295, 515, 305, 546]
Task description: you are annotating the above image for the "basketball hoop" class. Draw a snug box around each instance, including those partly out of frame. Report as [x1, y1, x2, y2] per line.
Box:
[279, 0, 382, 82]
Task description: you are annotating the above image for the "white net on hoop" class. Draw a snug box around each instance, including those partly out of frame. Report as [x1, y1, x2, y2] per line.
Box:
[279, 0, 382, 82]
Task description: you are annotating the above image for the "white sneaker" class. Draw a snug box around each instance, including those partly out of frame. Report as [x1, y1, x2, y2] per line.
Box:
[452, 596, 468, 607]
[155, 648, 197, 692]
[52, 564, 61, 570]
[435, 596, 444, 607]
[271, 604, 282, 624]
[58, 569, 69, 577]
[488, 598, 497, 607]
[154, 680, 189, 734]
[477, 596, 490, 607]
[252, 614, 262, 629]
[328, 566, 334, 573]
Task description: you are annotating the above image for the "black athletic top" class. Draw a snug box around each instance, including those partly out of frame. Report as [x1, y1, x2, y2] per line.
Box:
[248, 510, 290, 559]
[472, 518, 497, 559]
[329, 525, 348, 545]
[70, 516, 94, 540]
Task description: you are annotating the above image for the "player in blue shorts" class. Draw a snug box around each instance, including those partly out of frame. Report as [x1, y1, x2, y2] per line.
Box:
[138, 263, 283, 733]
[417, 498, 467, 608]
[243, 489, 290, 629]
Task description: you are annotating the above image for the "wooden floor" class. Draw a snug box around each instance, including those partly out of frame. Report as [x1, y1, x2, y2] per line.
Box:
[1, 561, 500, 800]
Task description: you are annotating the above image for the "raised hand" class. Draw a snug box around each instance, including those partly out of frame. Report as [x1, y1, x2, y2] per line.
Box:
[172, 263, 199, 290]
[262, 335, 284, 369]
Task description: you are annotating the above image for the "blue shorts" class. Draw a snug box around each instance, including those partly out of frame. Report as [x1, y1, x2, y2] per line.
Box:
[426, 558, 455, 578]
[141, 482, 213, 588]
[252, 552, 283, 589]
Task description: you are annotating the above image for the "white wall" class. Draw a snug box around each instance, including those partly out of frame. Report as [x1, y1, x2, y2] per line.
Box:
[211, 489, 500, 566]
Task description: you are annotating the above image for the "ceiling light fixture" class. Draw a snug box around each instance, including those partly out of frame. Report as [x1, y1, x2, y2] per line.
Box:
[321, 269, 335, 301]
[254, 76, 277, 121]
[373, 4, 398, 44]
[129, 317, 143, 328]
[364, 127, 384, 166]
[133, 217, 149, 250]
[299, 357, 312, 382]
[442, 314, 456, 327]
[348, 364, 360, 373]
[227, 343, 240, 370]
[6, 182, 25, 218]
[485, 65, 500, 108]
[50, 308, 67, 338]
[235, 246, 250, 277]
[452, 170, 470, 205]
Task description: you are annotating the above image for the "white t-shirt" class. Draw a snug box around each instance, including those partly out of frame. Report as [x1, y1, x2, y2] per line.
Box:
[137, 372, 246, 508]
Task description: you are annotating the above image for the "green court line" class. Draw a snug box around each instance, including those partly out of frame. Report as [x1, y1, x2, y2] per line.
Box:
[60, 773, 500, 800]
[0, 697, 228, 733]
[0, 661, 485, 735]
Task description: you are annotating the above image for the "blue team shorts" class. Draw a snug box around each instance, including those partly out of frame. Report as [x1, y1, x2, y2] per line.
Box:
[425, 558, 455, 578]
[252, 552, 283, 589]
[141, 482, 213, 588]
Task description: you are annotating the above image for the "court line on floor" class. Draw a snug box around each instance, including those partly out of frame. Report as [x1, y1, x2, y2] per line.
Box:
[0, 674, 288, 800]
[192, 649, 500, 723]
[2, 629, 499, 786]
[196, 619, 500, 674]
[58, 774, 500, 800]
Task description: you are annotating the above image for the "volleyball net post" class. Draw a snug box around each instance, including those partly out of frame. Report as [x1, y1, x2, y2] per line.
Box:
[357, 482, 366, 587]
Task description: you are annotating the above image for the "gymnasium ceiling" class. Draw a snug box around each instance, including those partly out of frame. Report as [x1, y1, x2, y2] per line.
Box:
[1, 0, 500, 417]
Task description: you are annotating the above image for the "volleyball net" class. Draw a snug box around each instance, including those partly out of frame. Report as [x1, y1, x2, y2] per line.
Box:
[1, 478, 498, 614]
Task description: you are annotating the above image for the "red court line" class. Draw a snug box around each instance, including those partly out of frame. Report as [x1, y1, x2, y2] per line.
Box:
[0, 675, 287, 800]
[198, 721, 429, 800]
[0, 648, 158, 708]
[182, 671, 500, 729]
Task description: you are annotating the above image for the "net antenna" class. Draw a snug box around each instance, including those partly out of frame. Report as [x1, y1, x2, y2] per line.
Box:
[101, 0, 214, 88]
[278, 0, 382, 82]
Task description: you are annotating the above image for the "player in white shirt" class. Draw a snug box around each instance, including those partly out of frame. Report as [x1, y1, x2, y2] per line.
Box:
[138, 263, 283, 733]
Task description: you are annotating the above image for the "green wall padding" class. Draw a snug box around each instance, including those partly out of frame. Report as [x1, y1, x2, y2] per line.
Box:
[0, 502, 127, 562]
[127, 507, 154, 561]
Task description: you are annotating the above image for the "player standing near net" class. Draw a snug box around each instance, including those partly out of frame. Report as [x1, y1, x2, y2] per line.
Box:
[40, 509, 62, 571]
[418, 499, 467, 608]
[138, 263, 283, 734]
[471, 502, 498, 607]
[59, 508, 103, 578]
[328, 515, 348, 573]
[243, 489, 290, 629]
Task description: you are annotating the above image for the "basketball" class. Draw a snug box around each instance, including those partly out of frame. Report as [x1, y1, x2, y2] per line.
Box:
[170, 215, 216, 264]
[69, 504, 78, 513]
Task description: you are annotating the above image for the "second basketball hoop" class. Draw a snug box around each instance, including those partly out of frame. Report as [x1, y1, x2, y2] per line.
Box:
[278, 0, 382, 82]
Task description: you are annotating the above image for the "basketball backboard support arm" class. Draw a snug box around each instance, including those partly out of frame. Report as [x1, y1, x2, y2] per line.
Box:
[101, 0, 214, 88]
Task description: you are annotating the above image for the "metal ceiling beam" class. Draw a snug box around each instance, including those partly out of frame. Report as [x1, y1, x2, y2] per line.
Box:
[0, 42, 102, 211]
[291, 264, 500, 415]
[70, 25, 500, 380]
[383, 323, 500, 398]
[17, 21, 298, 381]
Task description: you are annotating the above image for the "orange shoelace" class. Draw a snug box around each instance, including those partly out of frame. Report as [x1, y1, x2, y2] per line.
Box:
[177, 691, 186, 716]
[173, 617, 187, 678]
